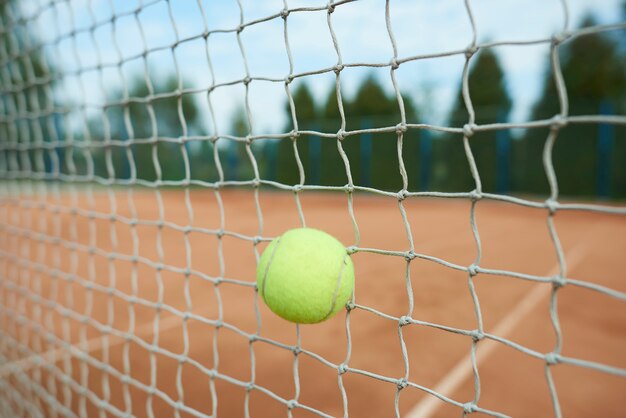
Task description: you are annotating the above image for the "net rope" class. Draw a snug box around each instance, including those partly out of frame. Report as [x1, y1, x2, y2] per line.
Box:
[1, 1, 625, 417]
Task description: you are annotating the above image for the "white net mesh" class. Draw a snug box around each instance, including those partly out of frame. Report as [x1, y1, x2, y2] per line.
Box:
[1, 1, 626, 417]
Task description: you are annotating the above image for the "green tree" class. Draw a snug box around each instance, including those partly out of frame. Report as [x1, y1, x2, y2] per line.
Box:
[276, 82, 317, 185]
[346, 75, 396, 188]
[517, 16, 626, 197]
[0, 1, 63, 177]
[318, 84, 350, 186]
[320, 75, 422, 191]
[93, 74, 203, 182]
[222, 105, 258, 182]
[278, 75, 422, 191]
[399, 94, 422, 191]
[436, 48, 512, 192]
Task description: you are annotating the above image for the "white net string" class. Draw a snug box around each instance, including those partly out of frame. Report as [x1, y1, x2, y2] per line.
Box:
[1, 1, 626, 418]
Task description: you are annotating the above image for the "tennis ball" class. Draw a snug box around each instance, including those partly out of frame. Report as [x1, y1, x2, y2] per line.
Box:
[257, 228, 354, 324]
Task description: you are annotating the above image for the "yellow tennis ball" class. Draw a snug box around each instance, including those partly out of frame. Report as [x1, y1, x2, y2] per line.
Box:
[257, 228, 355, 324]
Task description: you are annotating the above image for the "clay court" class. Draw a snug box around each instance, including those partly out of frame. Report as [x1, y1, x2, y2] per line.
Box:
[1, 188, 625, 418]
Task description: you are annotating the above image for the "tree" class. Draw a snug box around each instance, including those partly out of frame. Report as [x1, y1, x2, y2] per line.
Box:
[222, 105, 258, 182]
[399, 94, 423, 191]
[277, 75, 422, 191]
[0, 1, 63, 177]
[517, 16, 626, 197]
[346, 75, 397, 189]
[276, 82, 317, 185]
[322, 75, 422, 191]
[436, 48, 512, 193]
[318, 84, 351, 186]
[93, 74, 203, 182]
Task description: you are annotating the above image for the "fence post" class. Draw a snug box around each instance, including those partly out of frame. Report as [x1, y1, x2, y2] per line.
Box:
[116, 115, 130, 179]
[227, 141, 239, 181]
[496, 111, 510, 194]
[419, 128, 432, 191]
[597, 101, 614, 199]
[360, 118, 373, 187]
[309, 124, 321, 185]
[266, 140, 277, 182]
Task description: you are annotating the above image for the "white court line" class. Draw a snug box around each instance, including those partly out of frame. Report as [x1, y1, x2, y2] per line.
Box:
[404, 243, 587, 418]
[0, 308, 192, 380]
[2, 239, 589, 416]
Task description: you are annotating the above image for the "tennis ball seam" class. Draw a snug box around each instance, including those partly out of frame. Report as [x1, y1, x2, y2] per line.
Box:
[260, 237, 282, 304]
[320, 253, 349, 322]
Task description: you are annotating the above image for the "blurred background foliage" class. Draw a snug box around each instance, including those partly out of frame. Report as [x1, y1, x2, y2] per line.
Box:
[2, 0, 625, 199]
[93, 12, 626, 198]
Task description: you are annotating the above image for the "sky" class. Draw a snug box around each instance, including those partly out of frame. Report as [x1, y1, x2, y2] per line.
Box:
[19, 0, 626, 135]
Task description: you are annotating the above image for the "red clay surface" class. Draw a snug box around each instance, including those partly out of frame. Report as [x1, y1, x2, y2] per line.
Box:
[1, 189, 625, 418]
